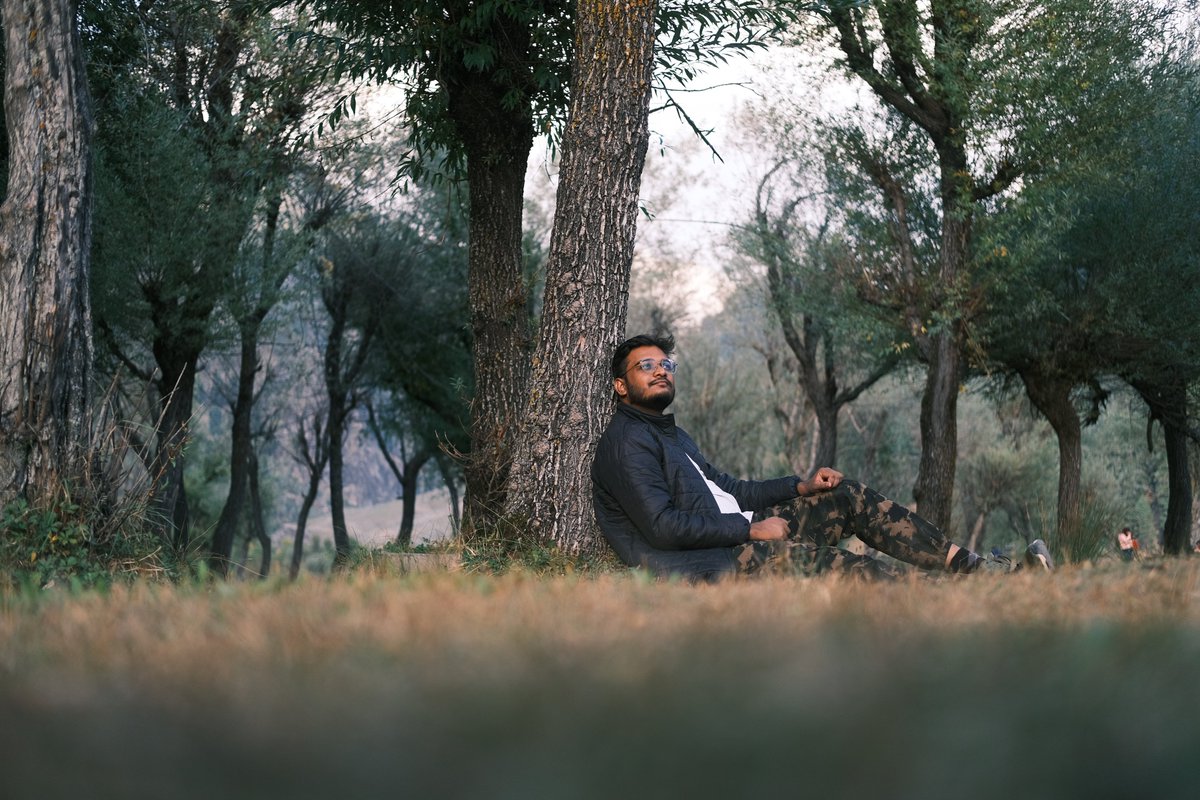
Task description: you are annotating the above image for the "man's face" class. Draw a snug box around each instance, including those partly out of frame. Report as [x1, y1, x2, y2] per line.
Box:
[614, 345, 675, 413]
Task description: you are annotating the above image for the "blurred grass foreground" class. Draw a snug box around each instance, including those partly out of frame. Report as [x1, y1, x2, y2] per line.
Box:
[4, 560, 1200, 799]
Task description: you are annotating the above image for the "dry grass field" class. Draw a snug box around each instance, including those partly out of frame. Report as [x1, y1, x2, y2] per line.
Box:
[3, 558, 1200, 799]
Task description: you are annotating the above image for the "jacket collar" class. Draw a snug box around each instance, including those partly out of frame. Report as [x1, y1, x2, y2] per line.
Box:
[616, 402, 676, 431]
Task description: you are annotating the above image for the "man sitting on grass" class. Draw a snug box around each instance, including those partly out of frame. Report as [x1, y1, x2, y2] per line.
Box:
[591, 333, 1054, 583]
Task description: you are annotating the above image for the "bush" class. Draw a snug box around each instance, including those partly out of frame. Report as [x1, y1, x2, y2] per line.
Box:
[1, 488, 165, 590]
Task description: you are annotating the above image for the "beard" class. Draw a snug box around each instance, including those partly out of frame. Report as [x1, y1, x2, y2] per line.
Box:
[628, 378, 675, 411]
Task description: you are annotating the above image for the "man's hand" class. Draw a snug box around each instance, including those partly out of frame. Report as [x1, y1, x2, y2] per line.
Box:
[799, 467, 843, 495]
[749, 516, 788, 541]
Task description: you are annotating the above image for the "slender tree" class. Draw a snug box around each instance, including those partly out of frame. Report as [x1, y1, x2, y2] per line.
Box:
[288, 412, 329, 579]
[208, 171, 342, 574]
[741, 159, 898, 472]
[315, 231, 381, 565]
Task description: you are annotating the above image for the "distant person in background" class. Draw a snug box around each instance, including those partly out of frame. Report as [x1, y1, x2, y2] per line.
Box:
[591, 333, 1055, 583]
[1117, 527, 1135, 562]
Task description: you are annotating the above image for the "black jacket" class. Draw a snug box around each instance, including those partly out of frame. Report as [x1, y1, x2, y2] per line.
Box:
[591, 403, 802, 581]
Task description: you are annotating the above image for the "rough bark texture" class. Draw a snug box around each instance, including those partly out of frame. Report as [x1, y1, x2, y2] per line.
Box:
[503, 0, 657, 553]
[0, 0, 94, 504]
[910, 141, 974, 532]
[447, 68, 536, 536]
[1021, 368, 1083, 546]
[912, 322, 962, 530]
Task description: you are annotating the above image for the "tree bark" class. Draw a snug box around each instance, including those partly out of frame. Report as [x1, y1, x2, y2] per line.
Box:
[436, 453, 462, 534]
[148, 334, 202, 549]
[289, 416, 327, 581]
[248, 448, 270, 578]
[0, 0, 94, 504]
[1134, 379, 1193, 555]
[504, 0, 657, 553]
[1020, 368, 1082, 546]
[912, 324, 962, 530]
[447, 69, 536, 537]
[209, 327, 259, 572]
[397, 448, 431, 548]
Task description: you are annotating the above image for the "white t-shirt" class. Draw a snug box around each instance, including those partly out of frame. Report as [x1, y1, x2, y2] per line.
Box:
[686, 455, 753, 523]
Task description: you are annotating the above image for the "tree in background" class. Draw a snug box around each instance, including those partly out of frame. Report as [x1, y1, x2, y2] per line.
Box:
[0, 0, 95, 505]
[206, 19, 344, 574]
[803, 0, 1173, 532]
[297, 0, 571, 535]
[91, 1, 316, 551]
[980, 58, 1200, 555]
[736, 156, 899, 472]
[359, 188, 472, 547]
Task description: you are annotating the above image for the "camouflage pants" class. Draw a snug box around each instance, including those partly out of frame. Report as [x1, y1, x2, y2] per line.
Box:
[732, 480, 954, 579]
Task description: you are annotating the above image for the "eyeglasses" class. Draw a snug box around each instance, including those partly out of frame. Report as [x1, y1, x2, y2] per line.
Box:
[623, 357, 678, 376]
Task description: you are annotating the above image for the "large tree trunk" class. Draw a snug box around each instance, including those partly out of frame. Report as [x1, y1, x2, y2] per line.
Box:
[447, 71, 536, 537]
[1021, 368, 1082, 548]
[504, 0, 657, 553]
[0, 0, 94, 505]
[811, 397, 839, 474]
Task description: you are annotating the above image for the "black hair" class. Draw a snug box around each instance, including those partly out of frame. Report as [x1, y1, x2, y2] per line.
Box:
[611, 333, 675, 379]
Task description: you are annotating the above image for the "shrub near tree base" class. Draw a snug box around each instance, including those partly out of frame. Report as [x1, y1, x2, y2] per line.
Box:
[0, 492, 164, 590]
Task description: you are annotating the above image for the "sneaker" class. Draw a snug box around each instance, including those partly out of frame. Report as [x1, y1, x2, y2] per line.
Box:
[1024, 539, 1055, 572]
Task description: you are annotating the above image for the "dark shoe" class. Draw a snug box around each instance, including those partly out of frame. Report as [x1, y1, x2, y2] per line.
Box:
[1024, 539, 1055, 572]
